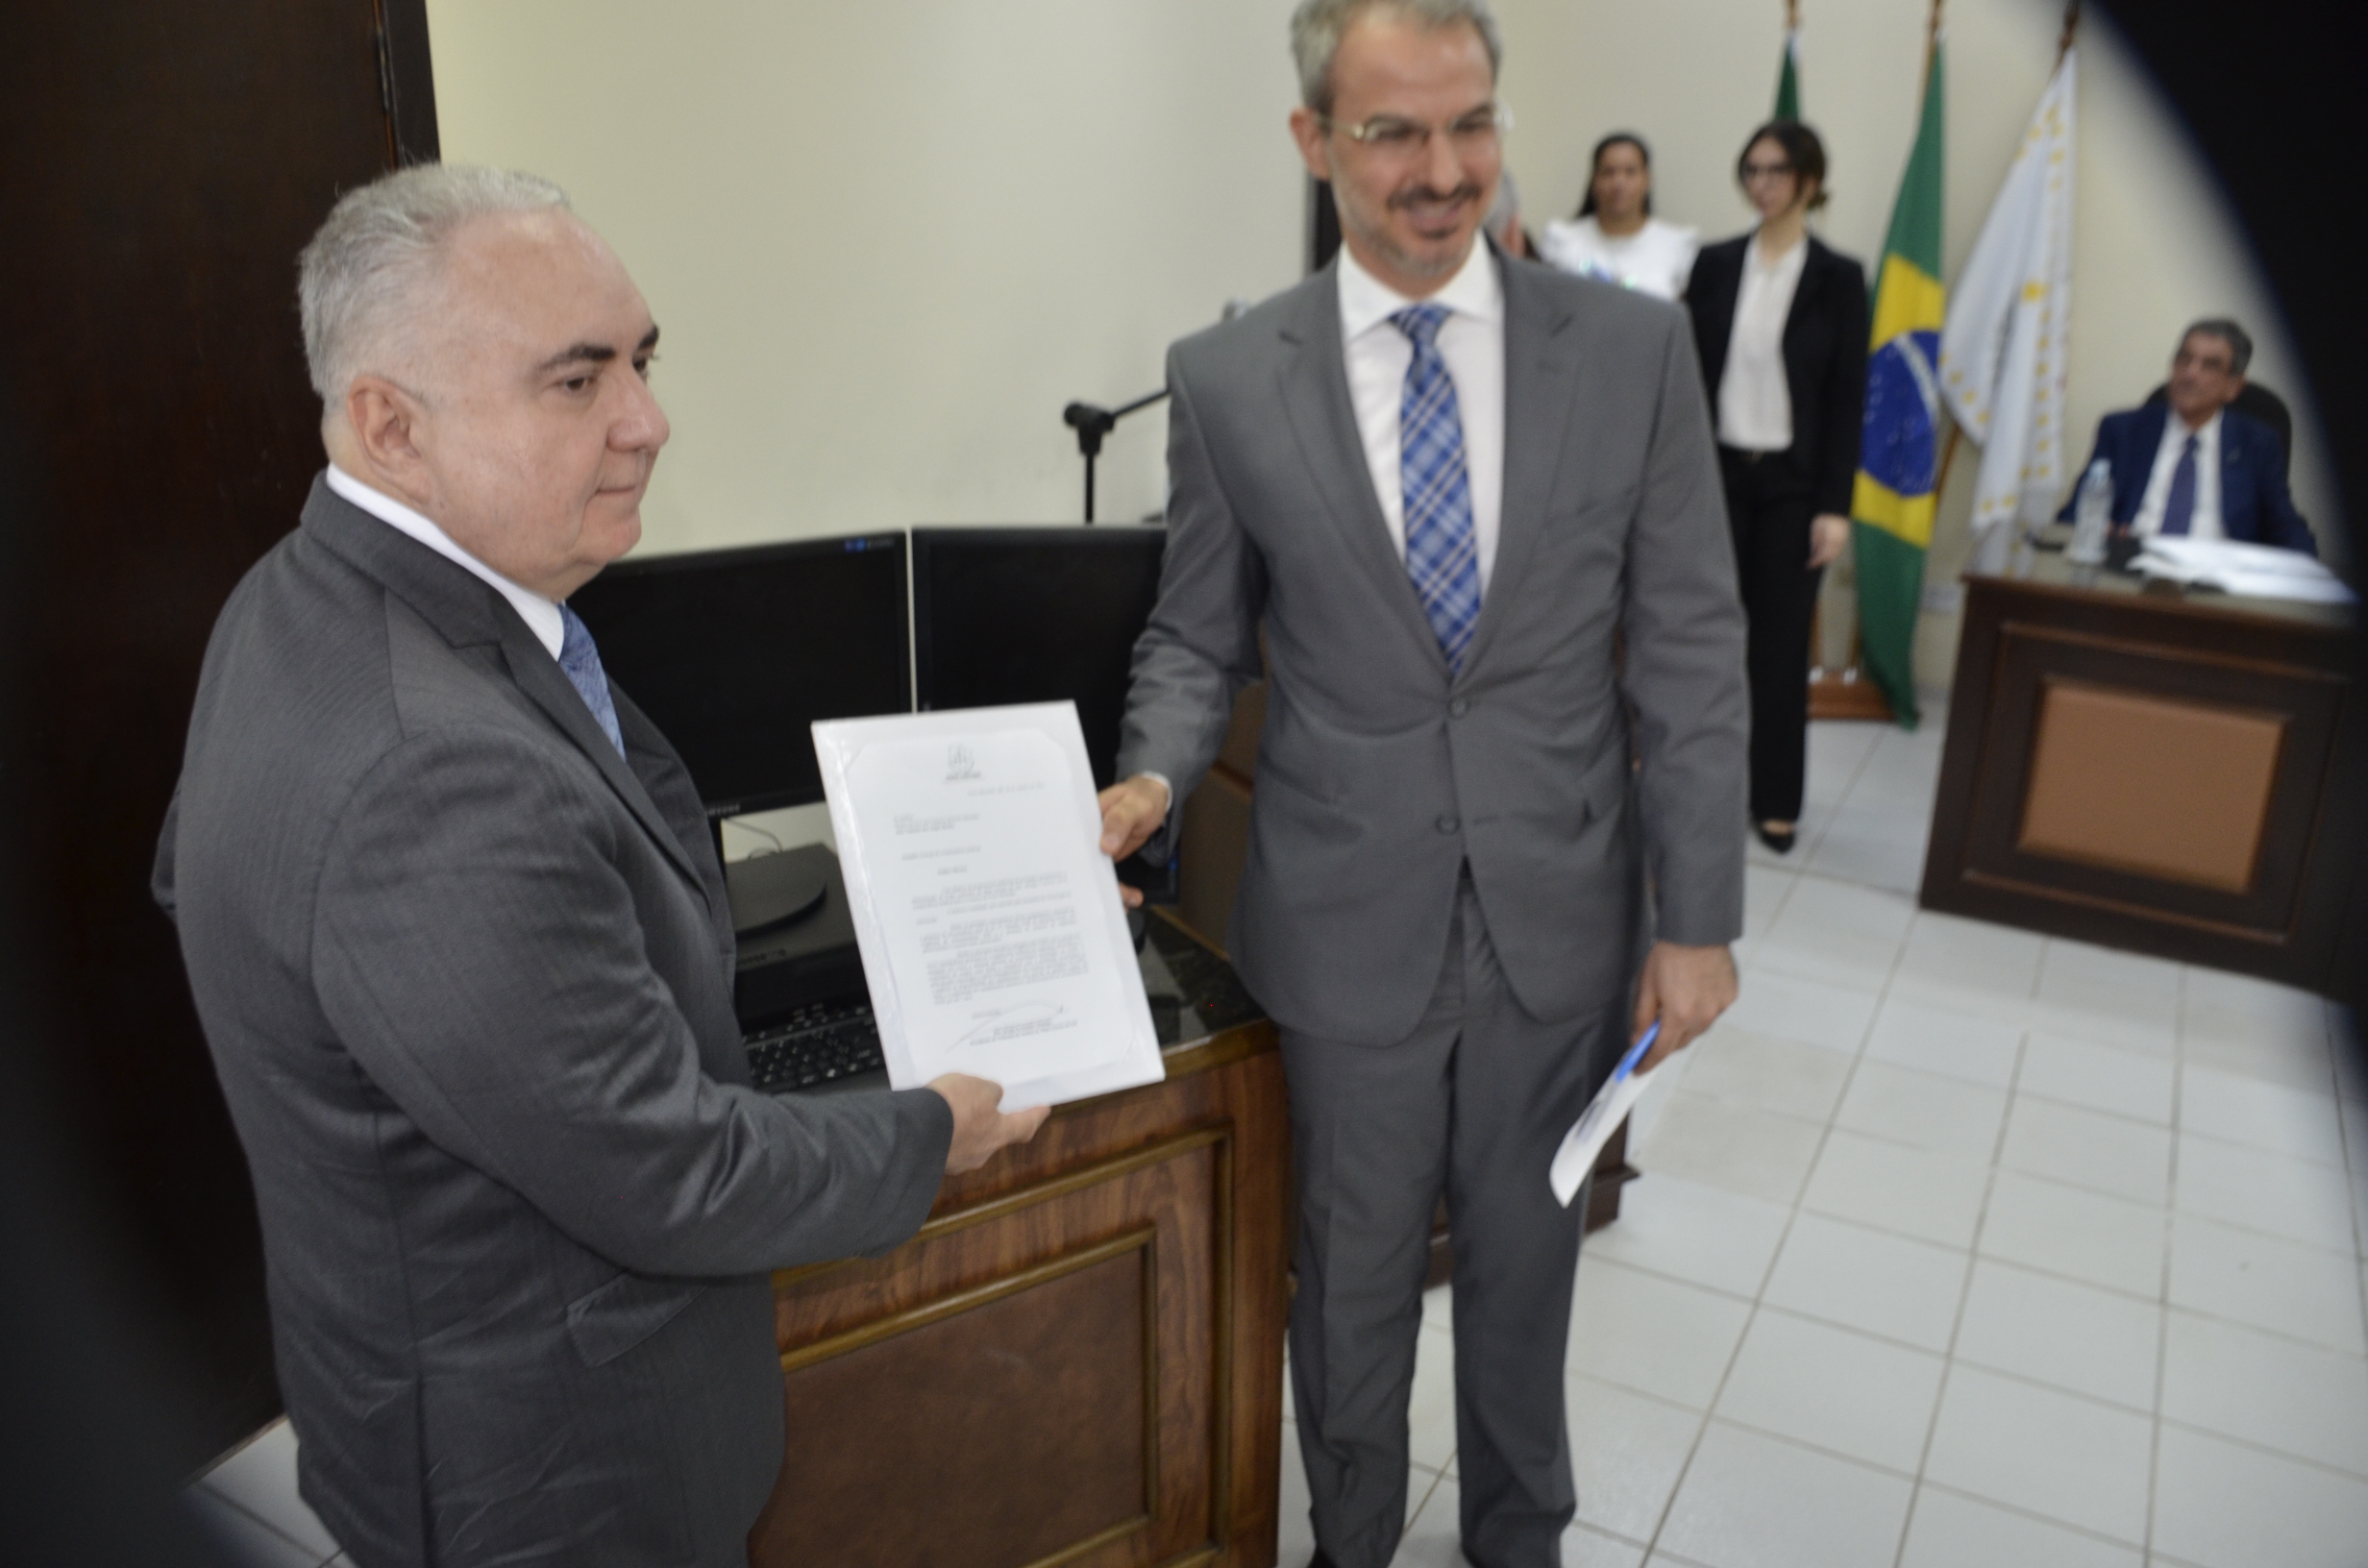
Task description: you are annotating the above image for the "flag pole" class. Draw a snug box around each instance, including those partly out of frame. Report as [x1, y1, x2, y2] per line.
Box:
[1775, 0, 1803, 120]
[1934, 424, 1962, 497]
[1924, 0, 1955, 502]
[2058, 0, 2081, 62]
[1820, 0, 1948, 725]
[1811, 0, 1942, 725]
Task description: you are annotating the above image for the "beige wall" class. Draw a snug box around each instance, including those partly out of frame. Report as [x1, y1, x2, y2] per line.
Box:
[1492, 0, 2338, 694]
[429, 0, 2328, 695]
[426, 0, 1307, 549]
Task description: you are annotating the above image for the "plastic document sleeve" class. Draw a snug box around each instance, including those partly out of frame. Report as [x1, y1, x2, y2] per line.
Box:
[813, 701, 1166, 1111]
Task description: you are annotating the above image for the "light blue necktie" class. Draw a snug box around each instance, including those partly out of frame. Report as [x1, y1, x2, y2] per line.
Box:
[557, 603, 627, 759]
[2159, 433, 2199, 536]
[1392, 303, 1483, 674]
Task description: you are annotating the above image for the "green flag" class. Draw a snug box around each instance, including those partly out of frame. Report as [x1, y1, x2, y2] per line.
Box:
[1849, 33, 1945, 728]
[1775, 28, 1801, 118]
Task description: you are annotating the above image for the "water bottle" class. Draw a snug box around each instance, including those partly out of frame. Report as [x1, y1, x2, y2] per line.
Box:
[2067, 458, 2112, 566]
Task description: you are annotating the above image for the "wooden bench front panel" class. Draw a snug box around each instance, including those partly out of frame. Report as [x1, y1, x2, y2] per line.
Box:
[756, 1037, 1287, 1568]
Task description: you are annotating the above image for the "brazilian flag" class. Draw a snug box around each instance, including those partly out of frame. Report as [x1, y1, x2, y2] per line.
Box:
[1851, 36, 1946, 729]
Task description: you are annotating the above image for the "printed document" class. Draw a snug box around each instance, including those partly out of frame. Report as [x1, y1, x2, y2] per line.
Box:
[1548, 1025, 1659, 1207]
[813, 703, 1165, 1110]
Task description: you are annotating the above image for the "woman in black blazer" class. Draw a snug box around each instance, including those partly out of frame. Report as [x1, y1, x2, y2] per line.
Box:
[1686, 121, 1868, 854]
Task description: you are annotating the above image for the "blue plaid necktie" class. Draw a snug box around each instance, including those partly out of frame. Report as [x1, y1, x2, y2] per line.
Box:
[1392, 303, 1482, 674]
[557, 603, 627, 758]
[2159, 432, 2199, 536]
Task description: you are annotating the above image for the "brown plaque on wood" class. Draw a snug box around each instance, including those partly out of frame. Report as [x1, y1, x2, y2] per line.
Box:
[1921, 574, 2361, 990]
[768, 1236, 1155, 1568]
[2018, 679, 2283, 892]
[1959, 618, 2336, 939]
[759, 1046, 1286, 1568]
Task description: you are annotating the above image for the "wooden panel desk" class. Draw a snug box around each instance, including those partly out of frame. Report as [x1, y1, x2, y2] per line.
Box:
[752, 915, 1288, 1568]
[1922, 553, 2360, 990]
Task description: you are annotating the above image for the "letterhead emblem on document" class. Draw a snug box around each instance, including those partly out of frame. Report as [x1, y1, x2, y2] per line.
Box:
[815, 703, 1166, 1110]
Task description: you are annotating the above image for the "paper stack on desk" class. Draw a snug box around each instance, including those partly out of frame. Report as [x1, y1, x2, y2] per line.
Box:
[2133, 537, 2356, 604]
[813, 702, 1166, 1112]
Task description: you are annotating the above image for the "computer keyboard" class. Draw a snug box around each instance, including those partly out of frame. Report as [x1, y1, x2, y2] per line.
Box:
[742, 1000, 886, 1093]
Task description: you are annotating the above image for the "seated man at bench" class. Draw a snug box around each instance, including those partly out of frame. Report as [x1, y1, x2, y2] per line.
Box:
[2060, 317, 2316, 555]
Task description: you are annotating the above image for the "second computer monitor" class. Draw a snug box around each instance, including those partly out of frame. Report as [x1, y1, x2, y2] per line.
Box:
[567, 532, 911, 818]
[911, 526, 1168, 789]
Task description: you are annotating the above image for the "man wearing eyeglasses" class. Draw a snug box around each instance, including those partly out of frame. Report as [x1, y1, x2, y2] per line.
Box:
[2057, 318, 2316, 554]
[1099, 3, 1747, 1565]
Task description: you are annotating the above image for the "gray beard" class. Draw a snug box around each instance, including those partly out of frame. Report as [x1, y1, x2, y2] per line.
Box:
[1342, 208, 1472, 283]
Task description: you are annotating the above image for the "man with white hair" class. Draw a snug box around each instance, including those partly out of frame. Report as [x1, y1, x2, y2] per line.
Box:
[153, 165, 1045, 1567]
[1099, 2, 1746, 1564]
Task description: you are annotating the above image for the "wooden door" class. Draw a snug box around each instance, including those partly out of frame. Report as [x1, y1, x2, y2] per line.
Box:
[0, 0, 435, 1472]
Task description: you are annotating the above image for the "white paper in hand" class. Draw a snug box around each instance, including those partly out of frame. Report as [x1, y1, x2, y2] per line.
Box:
[1549, 1025, 1659, 1208]
[812, 702, 1165, 1112]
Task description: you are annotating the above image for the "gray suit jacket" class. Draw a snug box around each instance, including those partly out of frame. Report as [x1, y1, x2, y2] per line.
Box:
[1118, 251, 1747, 1047]
[154, 478, 953, 1568]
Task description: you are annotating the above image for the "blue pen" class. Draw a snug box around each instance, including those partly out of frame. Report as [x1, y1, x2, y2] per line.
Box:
[1611, 1021, 1661, 1084]
[1566, 1022, 1660, 1156]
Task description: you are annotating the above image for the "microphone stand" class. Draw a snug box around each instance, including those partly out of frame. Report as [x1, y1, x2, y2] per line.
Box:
[1061, 389, 1169, 523]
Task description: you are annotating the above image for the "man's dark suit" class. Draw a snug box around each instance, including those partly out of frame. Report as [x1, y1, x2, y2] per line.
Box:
[2058, 403, 2315, 554]
[154, 478, 953, 1567]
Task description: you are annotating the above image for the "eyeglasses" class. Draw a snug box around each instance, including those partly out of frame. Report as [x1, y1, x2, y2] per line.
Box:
[1740, 159, 1796, 184]
[1322, 103, 1513, 159]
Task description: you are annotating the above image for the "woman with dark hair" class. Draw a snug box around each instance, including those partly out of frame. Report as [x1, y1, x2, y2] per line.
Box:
[1539, 132, 1698, 300]
[1684, 120, 1868, 854]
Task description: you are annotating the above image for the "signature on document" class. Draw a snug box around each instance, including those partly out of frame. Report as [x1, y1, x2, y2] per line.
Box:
[954, 1000, 1071, 1047]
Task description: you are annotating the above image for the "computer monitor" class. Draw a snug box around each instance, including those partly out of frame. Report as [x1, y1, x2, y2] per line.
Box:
[910, 526, 1167, 791]
[567, 533, 911, 819]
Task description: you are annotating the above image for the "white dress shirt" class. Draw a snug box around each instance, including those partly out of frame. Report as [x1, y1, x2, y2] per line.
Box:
[326, 465, 566, 658]
[1537, 216, 1701, 303]
[1136, 241, 1510, 815]
[2130, 408, 2225, 541]
[1338, 237, 1507, 592]
[1716, 232, 1809, 452]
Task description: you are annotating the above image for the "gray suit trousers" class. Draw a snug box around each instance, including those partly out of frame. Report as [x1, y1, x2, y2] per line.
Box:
[1285, 873, 1616, 1568]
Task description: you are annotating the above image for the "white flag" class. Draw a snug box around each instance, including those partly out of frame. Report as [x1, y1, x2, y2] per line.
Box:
[1938, 50, 2077, 576]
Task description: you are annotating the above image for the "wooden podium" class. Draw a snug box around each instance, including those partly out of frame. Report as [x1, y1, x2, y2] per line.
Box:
[752, 916, 1289, 1568]
[1921, 558, 2360, 990]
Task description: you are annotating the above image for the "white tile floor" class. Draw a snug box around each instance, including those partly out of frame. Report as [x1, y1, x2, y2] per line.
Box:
[195, 715, 2367, 1568]
[188, 1418, 347, 1567]
[1272, 714, 2368, 1568]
